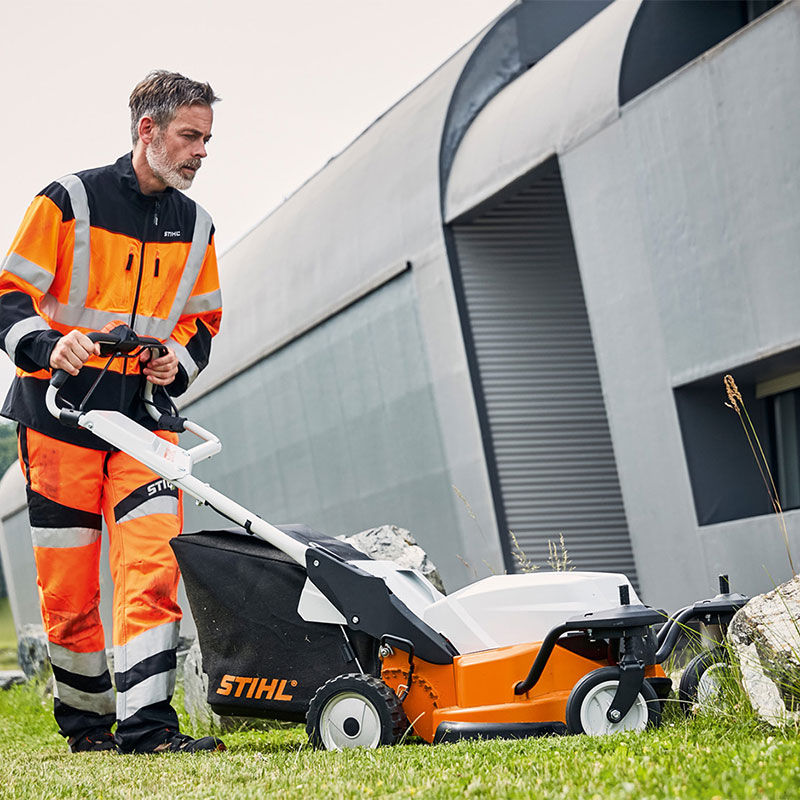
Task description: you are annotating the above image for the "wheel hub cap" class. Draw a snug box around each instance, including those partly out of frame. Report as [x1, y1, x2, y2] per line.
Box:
[319, 692, 382, 750]
[580, 680, 649, 735]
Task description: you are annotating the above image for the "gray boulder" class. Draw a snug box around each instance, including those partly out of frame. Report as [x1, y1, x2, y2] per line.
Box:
[728, 574, 800, 725]
[0, 670, 26, 689]
[183, 639, 227, 730]
[182, 640, 268, 731]
[17, 624, 49, 679]
[340, 524, 445, 593]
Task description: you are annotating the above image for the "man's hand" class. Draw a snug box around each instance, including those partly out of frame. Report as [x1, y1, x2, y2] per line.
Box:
[49, 330, 98, 376]
[140, 347, 179, 386]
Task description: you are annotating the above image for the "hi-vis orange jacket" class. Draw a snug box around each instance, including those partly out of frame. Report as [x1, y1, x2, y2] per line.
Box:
[0, 154, 222, 448]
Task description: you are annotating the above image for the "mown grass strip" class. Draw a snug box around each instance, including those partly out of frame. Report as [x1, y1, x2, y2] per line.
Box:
[1, 680, 799, 800]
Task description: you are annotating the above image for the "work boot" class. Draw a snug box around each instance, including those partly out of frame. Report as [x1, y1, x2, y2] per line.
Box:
[68, 729, 119, 753]
[134, 729, 226, 754]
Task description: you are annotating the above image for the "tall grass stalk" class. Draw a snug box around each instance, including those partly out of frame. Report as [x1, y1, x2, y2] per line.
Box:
[724, 374, 796, 575]
[509, 529, 538, 573]
[547, 532, 572, 572]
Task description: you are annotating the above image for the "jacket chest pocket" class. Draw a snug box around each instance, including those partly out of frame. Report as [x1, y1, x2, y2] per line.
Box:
[86, 238, 138, 313]
[137, 245, 191, 320]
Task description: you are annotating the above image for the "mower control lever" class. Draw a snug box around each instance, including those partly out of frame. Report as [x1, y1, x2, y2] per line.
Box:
[48, 330, 168, 395]
[46, 329, 184, 435]
[86, 329, 165, 358]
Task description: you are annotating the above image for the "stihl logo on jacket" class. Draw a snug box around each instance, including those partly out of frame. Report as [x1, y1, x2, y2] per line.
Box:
[215, 674, 296, 701]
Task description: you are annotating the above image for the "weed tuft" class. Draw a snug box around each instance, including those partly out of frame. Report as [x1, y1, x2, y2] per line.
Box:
[724, 373, 796, 574]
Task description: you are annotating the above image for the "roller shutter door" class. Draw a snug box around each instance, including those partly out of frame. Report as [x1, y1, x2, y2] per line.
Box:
[451, 160, 637, 580]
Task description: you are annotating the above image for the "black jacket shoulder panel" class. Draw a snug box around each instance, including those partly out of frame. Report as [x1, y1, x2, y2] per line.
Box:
[37, 183, 74, 222]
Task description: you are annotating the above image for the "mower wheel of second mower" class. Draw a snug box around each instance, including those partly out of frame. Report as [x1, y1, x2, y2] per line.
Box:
[566, 667, 661, 736]
[678, 647, 731, 714]
[306, 674, 409, 751]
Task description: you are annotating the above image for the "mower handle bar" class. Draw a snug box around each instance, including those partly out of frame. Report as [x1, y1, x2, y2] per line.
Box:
[46, 331, 168, 420]
[44, 331, 221, 465]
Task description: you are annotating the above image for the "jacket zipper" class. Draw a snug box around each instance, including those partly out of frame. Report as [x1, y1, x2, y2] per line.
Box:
[130, 199, 159, 330]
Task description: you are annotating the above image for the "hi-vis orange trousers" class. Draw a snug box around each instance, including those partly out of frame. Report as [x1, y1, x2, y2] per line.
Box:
[19, 425, 183, 748]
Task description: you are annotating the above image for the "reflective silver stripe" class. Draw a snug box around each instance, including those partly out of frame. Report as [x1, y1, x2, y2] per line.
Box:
[116, 669, 176, 721]
[167, 338, 199, 384]
[56, 175, 91, 308]
[116, 496, 179, 525]
[31, 526, 100, 549]
[183, 289, 221, 316]
[114, 620, 179, 675]
[55, 682, 116, 715]
[38, 295, 126, 331]
[48, 643, 109, 677]
[165, 204, 212, 331]
[134, 315, 174, 340]
[5, 316, 51, 363]
[1, 252, 54, 293]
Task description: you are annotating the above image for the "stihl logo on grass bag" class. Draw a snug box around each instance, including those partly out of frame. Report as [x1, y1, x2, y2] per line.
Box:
[215, 674, 296, 701]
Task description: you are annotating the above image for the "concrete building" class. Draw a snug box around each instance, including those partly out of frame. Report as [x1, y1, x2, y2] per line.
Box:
[2, 0, 798, 640]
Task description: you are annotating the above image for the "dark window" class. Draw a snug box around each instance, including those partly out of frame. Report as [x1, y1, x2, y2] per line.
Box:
[763, 382, 800, 511]
[619, 0, 782, 106]
[675, 352, 800, 525]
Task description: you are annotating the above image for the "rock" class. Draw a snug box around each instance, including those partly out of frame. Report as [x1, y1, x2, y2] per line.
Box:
[176, 635, 194, 680]
[183, 640, 251, 731]
[728, 574, 800, 725]
[340, 525, 446, 593]
[17, 624, 50, 679]
[183, 639, 225, 729]
[0, 670, 26, 689]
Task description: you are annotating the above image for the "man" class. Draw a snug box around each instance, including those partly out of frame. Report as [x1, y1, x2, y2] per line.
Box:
[0, 71, 224, 754]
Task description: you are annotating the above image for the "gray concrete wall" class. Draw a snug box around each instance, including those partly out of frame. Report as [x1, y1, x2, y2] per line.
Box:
[561, 1, 800, 607]
[180, 27, 507, 583]
[182, 271, 470, 587]
[0, 466, 38, 630]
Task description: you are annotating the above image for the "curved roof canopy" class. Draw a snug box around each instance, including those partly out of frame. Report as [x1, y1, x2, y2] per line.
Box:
[444, 0, 779, 222]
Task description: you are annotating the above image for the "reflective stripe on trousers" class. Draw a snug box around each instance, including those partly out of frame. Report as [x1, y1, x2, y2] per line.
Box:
[19, 426, 183, 743]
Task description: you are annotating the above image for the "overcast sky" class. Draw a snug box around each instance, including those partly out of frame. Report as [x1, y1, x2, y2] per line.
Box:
[0, 0, 511, 401]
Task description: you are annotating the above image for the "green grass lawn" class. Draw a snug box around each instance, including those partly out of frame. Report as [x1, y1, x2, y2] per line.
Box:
[0, 680, 798, 800]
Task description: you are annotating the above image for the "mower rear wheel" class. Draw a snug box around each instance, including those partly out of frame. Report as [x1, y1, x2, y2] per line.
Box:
[306, 674, 408, 750]
[566, 667, 661, 736]
[678, 647, 730, 714]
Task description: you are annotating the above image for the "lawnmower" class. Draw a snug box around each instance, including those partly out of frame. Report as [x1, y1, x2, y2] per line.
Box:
[46, 328, 750, 749]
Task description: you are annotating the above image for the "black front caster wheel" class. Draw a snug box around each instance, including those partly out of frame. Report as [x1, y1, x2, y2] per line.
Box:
[566, 667, 661, 736]
[678, 647, 731, 714]
[306, 674, 408, 750]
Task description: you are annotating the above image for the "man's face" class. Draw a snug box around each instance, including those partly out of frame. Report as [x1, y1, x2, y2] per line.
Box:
[145, 104, 213, 190]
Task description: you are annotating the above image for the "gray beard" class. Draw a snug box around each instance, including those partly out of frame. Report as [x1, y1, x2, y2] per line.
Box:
[146, 136, 194, 190]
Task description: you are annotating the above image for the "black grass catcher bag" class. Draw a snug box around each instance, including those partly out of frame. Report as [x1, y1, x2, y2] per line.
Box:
[170, 525, 379, 721]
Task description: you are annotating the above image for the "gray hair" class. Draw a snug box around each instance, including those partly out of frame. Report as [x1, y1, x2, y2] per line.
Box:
[129, 70, 220, 144]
